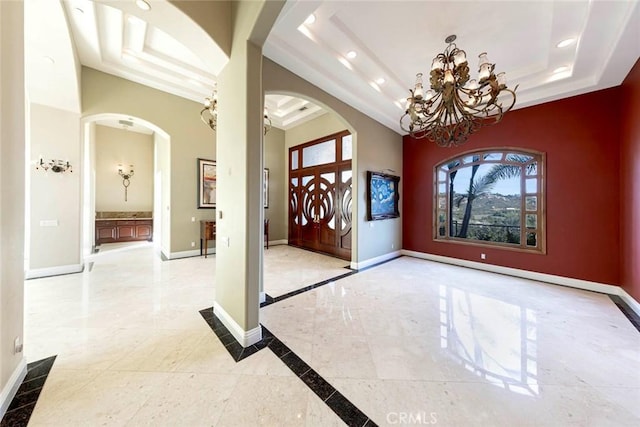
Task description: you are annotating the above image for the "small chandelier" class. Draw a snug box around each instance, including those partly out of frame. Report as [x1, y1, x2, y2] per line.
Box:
[200, 85, 218, 131]
[400, 35, 517, 147]
[36, 157, 72, 173]
[200, 84, 272, 135]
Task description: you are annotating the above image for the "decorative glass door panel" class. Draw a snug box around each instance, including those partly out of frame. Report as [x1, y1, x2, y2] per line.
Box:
[300, 173, 317, 247]
[318, 170, 336, 249]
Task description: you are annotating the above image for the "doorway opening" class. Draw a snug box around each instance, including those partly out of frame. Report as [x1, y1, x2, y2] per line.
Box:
[80, 114, 171, 263]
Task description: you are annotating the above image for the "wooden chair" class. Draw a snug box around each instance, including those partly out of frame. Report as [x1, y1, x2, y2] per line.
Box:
[264, 219, 269, 249]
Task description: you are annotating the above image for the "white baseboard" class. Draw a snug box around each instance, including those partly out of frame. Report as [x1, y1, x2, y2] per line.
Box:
[0, 357, 27, 419]
[400, 250, 640, 315]
[168, 247, 216, 259]
[213, 302, 262, 347]
[267, 239, 288, 247]
[351, 250, 401, 270]
[619, 288, 640, 317]
[25, 263, 83, 279]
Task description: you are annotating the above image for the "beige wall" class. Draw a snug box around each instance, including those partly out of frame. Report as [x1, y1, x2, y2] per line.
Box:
[0, 0, 26, 409]
[215, 0, 266, 332]
[264, 127, 285, 241]
[95, 125, 153, 212]
[264, 58, 403, 265]
[28, 104, 81, 270]
[285, 113, 345, 150]
[82, 67, 215, 255]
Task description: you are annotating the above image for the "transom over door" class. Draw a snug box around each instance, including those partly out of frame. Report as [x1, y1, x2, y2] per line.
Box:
[289, 131, 352, 260]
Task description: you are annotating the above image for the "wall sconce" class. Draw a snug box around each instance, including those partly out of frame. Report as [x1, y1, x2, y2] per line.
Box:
[36, 157, 72, 173]
[118, 164, 134, 201]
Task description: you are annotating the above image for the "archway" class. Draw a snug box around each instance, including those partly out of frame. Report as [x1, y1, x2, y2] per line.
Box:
[80, 113, 171, 261]
[264, 91, 357, 260]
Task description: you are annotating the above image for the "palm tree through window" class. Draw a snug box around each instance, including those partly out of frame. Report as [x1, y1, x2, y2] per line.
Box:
[435, 149, 545, 253]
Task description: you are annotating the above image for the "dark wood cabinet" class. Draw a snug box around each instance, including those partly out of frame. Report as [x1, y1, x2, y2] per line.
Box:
[96, 219, 153, 245]
[136, 224, 152, 240]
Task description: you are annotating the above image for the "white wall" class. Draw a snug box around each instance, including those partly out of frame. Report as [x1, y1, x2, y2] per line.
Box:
[154, 131, 171, 256]
[0, 0, 27, 415]
[28, 104, 81, 272]
[95, 125, 153, 212]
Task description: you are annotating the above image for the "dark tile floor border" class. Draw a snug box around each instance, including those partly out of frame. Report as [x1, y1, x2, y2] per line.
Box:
[263, 326, 377, 427]
[608, 295, 640, 333]
[198, 307, 274, 362]
[197, 308, 376, 426]
[260, 255, 402, 308]
[1, 355, 56, 427]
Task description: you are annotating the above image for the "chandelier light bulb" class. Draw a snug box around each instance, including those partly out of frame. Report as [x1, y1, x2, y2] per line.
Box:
[497, 72, 507, 87]
[413, 73, 424, 99]
[478, 52, 489, 67]
[453, 50, 467, 66]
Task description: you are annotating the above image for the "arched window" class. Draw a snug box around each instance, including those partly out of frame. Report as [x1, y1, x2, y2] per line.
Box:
[434, 149, 545, 253]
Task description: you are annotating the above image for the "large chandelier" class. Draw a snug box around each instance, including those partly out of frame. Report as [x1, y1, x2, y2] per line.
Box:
[200, 84, 272, 135]
[400, 35, 517, 147]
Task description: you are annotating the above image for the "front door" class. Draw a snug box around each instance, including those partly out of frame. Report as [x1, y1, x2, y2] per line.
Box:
[289, 130, 352, 260]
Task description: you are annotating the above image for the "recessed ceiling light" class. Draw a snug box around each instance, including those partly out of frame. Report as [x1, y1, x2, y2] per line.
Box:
[556, 38, 576, 48]
[553, 66, 569, 74]
[74, 7, 84, 14]
[304, 14, 316, 25]
[135, 0, 151, 11]
[43, 56, 55, 65]
[338, 57, 353, 70]
[375, 78, 385, 85]
[346, 51, 357, 59]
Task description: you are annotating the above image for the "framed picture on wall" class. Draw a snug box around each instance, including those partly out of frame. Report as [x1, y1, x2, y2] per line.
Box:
[264, 168, 269, 208]
[367, 171, 400, 221]
[197, 158, 216, 209]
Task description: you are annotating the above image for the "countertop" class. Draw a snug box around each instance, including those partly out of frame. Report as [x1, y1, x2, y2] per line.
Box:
[95, 218, 152, 221]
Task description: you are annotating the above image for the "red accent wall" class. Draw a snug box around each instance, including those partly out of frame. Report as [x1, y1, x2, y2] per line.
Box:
[403, 87, 622, 285]
[620, 59, 640, 299]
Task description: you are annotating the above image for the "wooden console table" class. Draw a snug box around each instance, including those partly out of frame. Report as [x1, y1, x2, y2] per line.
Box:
[200, 220, 216, 258]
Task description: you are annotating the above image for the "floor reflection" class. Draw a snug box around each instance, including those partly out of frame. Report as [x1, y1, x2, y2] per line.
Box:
[439, 285, 539, 396]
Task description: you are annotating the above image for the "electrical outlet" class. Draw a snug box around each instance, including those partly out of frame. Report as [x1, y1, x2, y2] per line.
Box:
[191, 217, 195, 222]
[14, 337, 23, 354]
[191, 241, 195, 247]
[391, 244, 395, 249]
[481, 253, 486, 260]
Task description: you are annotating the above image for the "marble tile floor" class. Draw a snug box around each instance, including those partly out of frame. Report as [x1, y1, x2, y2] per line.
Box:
[263, 245, 350, 298]
[260, 256, 640, 426]
[13, 243, 640, 426]
[19, 244, 356, 426]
